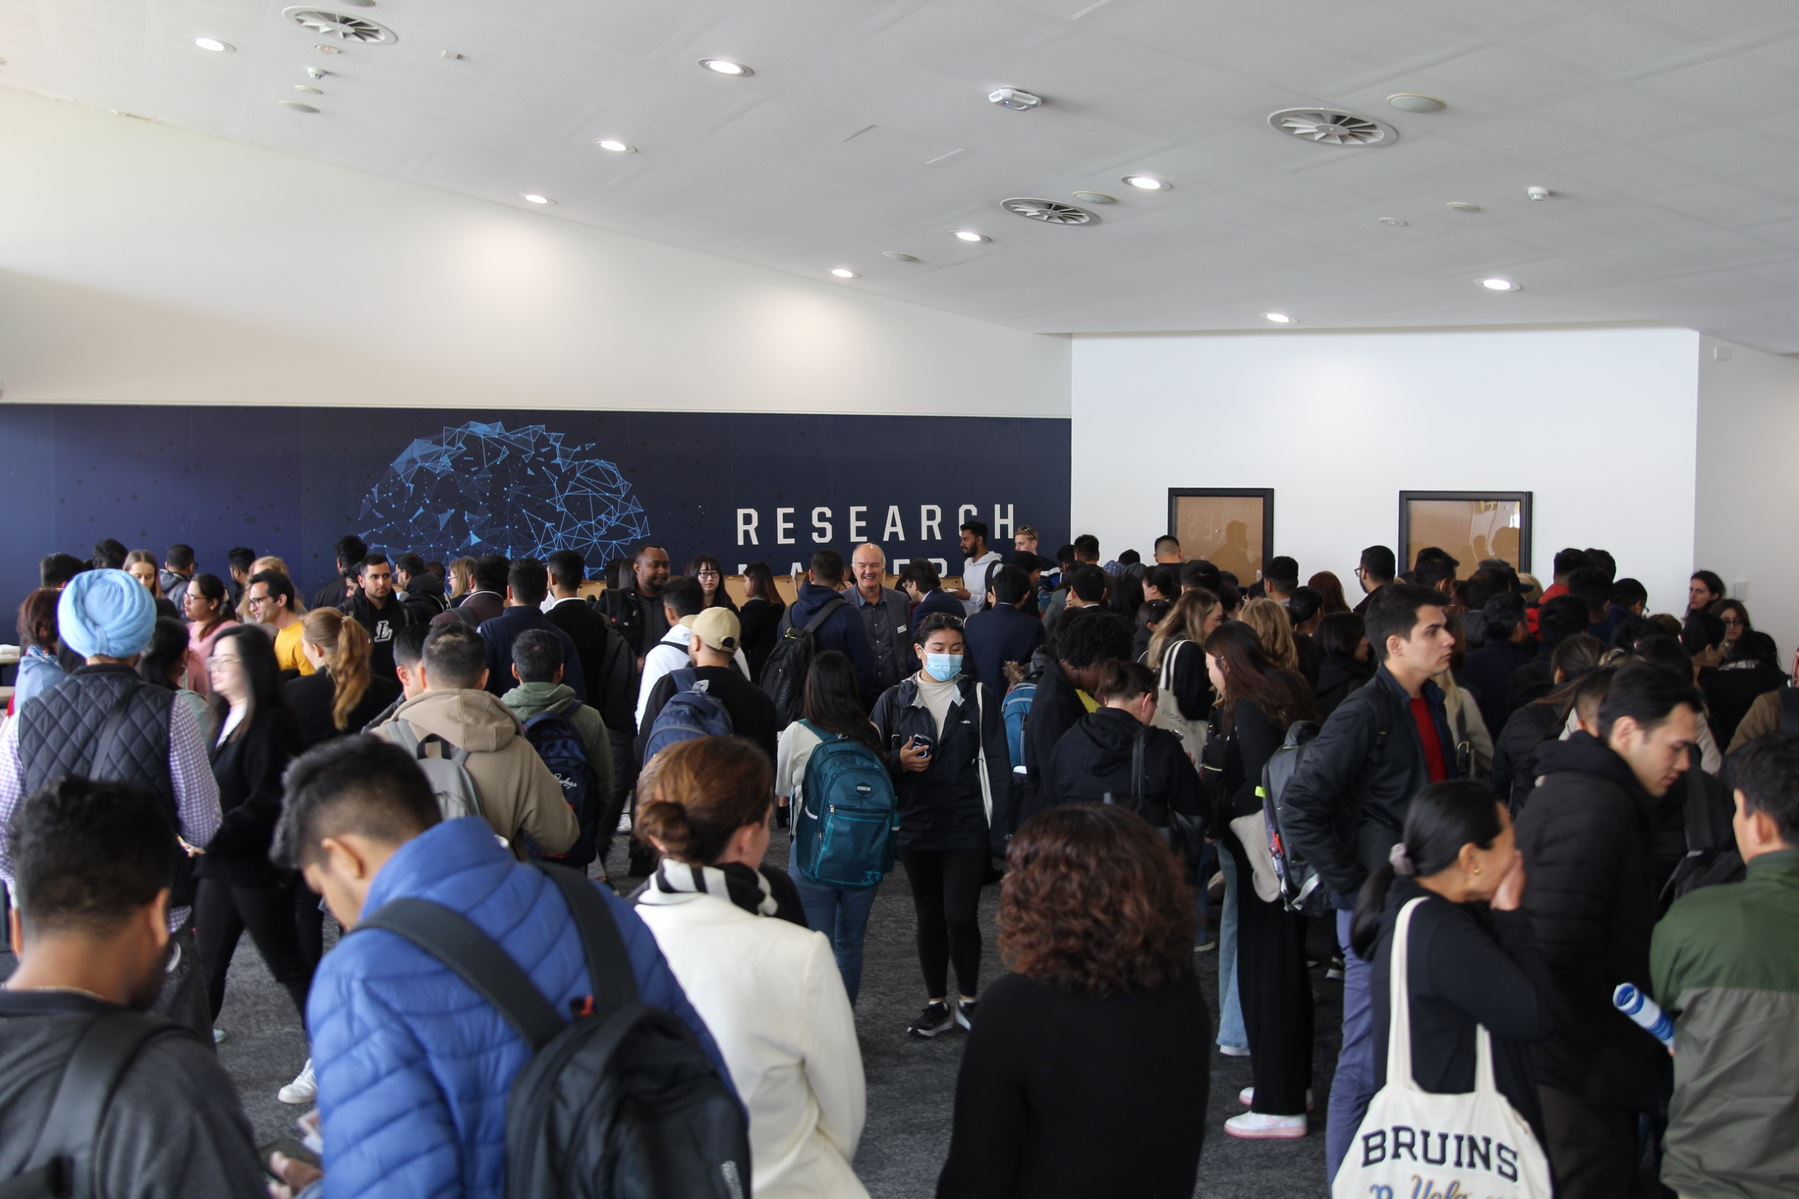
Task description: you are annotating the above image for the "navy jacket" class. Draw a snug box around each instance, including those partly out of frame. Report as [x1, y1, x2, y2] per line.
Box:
[309, 818, 728, 1199]
[964, 604, 1045, 697]
[476, 607, 587, 704]
[1462, 640, 1534, 738]
[912, 588, 967, 625]
[871, 673, 1011, 854]
[783, 583, 877, 705]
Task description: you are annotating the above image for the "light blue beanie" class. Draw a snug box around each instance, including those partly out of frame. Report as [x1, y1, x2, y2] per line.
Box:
[58, 568, 157, 659]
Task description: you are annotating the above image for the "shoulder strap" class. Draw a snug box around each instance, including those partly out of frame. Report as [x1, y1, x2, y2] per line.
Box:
[801, 597, 846, 634]
[357, 899, 565, 1050]
[670, 668, 699, 694]
[537, 865, 638, 1012]
[1384, 897, 1426, 1092]
[1781, 688, 1799, 735]
[1131, 726, 1147, 806]
[974, 683, 993, 826]
[85, 687, 144, 779]
[22, 1011, 177, 1182]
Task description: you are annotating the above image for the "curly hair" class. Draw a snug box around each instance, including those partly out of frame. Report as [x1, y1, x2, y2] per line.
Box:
[1000, 806, 1196, 997]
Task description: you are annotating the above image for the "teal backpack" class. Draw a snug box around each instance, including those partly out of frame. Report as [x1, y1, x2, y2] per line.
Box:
[791, 721, 899, 890]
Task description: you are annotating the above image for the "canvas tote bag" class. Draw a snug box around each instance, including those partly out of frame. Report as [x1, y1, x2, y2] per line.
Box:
[1151, 640, 1208, 764]
[1333, 897, 1552, 1199]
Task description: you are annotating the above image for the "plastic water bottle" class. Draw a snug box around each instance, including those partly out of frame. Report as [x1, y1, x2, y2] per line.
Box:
[1614, 983, 1675, 1051]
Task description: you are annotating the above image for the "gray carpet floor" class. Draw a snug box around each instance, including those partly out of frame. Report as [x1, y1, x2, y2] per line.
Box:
[31, 830, 1342, 1196]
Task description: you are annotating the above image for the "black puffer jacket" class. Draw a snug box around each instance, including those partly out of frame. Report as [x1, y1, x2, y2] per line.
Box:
[1042, 707, 1206, 834]
[1490, 701, 1563, 815]
[871, 673, 1011, 855]
[1514, 733, 1671, 1113]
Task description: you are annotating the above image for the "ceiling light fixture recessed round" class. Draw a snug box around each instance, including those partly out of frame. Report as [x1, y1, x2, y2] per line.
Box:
[699, 58, 752, 76]
[1122, 174, 1171, 191]
[952, 230, 989, 243]
[830, 267, 857, 279]
[520, 193, 553, 205]
[1000, 197, 1096, 225]
[594, 138, 636, 154]
[1072, 190, 1118, 205]
[1378, 216, 1408, 227]
[1480, 277, 1520, 292]
[278, 100, 321, 113]
[1264, 312, 1296, 324]
[193, 36, 233, 52]
[1386, 92, 1446, 114]
[1446, 201, 1481, 213]
[1268, 107, 1396, 148]
[283, 7, 398, 45]
[294, 84, 324, 94]
[881, 251, 921, 262]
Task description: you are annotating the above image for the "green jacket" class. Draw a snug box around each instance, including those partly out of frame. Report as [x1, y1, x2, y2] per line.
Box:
[500, 682, 615, 814]
[1651, 850, 1799, 1199]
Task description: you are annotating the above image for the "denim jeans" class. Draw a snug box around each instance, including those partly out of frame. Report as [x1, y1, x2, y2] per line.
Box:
[1326, 908, 1377, 1184]
[1216, 848, 1247, 1050]
[792, 874, 879, 1006]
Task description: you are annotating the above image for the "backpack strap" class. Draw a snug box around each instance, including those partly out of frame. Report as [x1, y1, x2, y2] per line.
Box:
[1781, 688, 1799, 736]
[1131, 726, 1147, 807]
[537, 865, 638, 1011]
[800, 597, 847, 635]
[358, 900, 566, 1050]
[669, 668, 699, 694]
[21, 1011, 180, 1188]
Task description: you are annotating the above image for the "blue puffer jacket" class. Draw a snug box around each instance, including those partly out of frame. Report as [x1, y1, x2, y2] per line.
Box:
[308, 817, 731, 1199]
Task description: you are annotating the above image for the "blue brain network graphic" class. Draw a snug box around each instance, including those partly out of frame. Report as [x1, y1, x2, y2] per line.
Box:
[358, 420, 650, 565]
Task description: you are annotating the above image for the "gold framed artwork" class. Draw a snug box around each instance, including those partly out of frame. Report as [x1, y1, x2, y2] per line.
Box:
[1398, 491, 1532, 575]
[1167, 489, 1274, 582]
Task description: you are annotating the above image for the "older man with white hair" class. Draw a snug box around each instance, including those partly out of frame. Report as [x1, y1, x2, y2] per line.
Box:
[850, 544, 911, 695]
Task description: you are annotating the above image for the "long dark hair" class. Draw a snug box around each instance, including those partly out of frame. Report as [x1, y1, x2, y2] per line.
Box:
[742, 562, 784, 609]
[1202, 621, 1313, 733]
[1351, 780, 1505, 958]
[801, 650, 879, 749]
[139, 617, 191, 690]
[687, 554, 739, 612]
[1309, 571, 1350, 616]
[207, 624, 287, 742]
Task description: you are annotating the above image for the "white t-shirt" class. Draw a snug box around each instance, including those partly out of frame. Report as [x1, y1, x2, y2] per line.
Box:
[633, 624, 752, 731]
[961, 551, 1004, 615]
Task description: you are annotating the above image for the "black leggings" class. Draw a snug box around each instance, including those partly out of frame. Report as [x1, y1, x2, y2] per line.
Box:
[195, 877, 319, 1028]
[1228, 836, 1314, 1116]
[899, 847, 987, 1000]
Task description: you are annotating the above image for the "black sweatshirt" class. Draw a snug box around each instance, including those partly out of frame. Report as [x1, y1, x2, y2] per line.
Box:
[1369, 878, 1555, 1140]
[937, 971, 1210, 1199]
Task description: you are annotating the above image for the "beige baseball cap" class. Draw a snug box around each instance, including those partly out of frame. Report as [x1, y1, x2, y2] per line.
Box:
[689, 607, 741, 654]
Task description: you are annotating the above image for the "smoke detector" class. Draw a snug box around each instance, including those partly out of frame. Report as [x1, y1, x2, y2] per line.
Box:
[1000, 197, 1096, 226]
[1267, 107, 1396, 147]
[989, 87, 1043, 111]
[282, 7, 398, 45]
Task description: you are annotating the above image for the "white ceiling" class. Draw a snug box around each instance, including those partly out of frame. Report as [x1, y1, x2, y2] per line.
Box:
[11, 0, 1799, 347]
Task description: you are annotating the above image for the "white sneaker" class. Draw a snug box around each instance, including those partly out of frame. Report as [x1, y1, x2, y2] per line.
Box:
[1218, 1043, 1251, 1058]
[278, 1059, 318, 1105]
[212, 1027, 227, 1046]
[1224, 1110, 1307, 1140]
[1238, 1086, 1315, 1112]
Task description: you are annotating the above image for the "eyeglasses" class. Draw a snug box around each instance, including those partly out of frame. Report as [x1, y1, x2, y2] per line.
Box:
[696, 570, 721, 580]
[208, 656, 242, 669]
[1721, 616, 1744, 627]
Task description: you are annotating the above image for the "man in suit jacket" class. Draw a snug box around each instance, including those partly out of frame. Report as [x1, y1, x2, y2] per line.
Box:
[475, 559, 586, 705]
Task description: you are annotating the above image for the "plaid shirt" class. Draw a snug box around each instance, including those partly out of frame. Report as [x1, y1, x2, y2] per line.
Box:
[0, 697, 222, 932]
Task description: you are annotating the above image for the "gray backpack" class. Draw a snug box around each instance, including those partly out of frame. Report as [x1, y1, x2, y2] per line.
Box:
[379, 722, 487, 825]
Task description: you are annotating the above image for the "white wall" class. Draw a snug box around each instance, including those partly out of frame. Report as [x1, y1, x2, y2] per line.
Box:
[1696, 335, 1799, 658]
[0, 88, 1068, 417]
[1072, 327, 1703, 615]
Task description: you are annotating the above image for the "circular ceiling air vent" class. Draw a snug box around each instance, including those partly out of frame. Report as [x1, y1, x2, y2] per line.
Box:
[1267, 107, 1395, 147]
[282, 7, 398, 45]
[1000, 197, 1096, 226]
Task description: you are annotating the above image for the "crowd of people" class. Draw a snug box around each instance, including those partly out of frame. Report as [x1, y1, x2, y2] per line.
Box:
[2, 523, 1797, 1198]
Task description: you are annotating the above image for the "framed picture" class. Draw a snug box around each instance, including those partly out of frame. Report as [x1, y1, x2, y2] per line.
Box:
[1398, 491, 1533, 575]
[1167, 488, 1274, 582]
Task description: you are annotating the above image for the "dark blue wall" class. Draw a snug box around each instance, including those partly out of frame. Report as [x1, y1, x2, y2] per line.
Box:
[1, 405, 1070, 604]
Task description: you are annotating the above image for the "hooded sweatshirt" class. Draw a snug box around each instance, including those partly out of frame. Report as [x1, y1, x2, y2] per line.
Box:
[499, 681, 614, 809]
[374, 688, 578, 859]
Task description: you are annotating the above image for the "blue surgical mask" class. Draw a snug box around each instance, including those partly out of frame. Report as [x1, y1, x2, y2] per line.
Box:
[924, 653, 963, 682]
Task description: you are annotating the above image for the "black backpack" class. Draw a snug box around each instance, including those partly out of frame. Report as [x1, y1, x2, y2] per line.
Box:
[2, 1011, 185, 1199]
[357, 866, 751, 1199]
[759, 597, 847, 728]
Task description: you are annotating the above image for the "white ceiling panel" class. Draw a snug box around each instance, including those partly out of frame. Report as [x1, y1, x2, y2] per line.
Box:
[10, 0, 1799, 346]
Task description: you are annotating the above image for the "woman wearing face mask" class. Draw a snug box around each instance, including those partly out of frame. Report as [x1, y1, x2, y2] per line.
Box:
[1350, 779, 1552, 1147]
[871, 613, 1011, 1040]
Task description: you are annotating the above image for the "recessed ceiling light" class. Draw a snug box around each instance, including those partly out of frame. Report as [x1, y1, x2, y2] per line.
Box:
[193, 36, 233, 52]
[699, 58, 752, 77]
[520, 193, 553, 205]
[1264, 312, 1295, 324]
[278, 100, 320, 113]
[1378, 216, 1408, 227]
[1122, 174, 1172, 191]
[830, 267, 857, 279]
[1387, 93, 1446, 114]
[1480, 277, 1520, 292]
[881, 251, 920, 263]
[1072, 191, 1118, 205]
[294, 84, 324, 94]
[1446, 201, 1481, 213]
[952, 230, 989, 243]
[595, 138, 636, 154]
